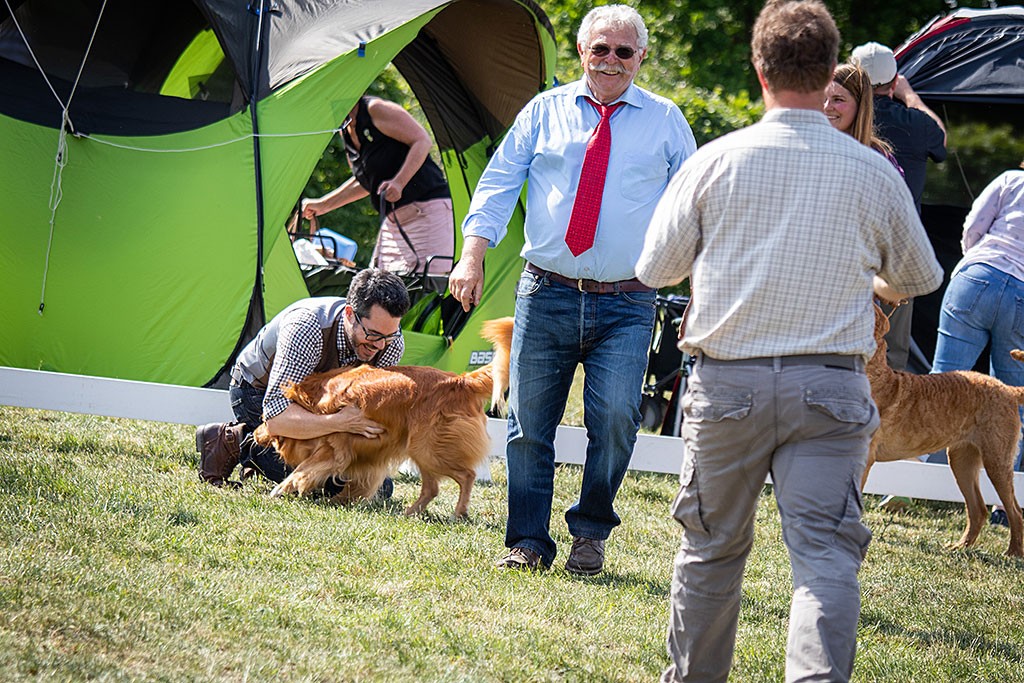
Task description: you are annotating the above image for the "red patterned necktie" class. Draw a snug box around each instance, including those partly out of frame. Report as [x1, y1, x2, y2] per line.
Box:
[564, 98, 625, 257]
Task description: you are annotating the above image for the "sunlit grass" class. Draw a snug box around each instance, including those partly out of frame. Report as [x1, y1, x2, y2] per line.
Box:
[1, 406, 1022, 682]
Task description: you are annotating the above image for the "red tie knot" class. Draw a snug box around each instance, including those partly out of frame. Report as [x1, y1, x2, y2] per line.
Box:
[586, 97, 625, 119]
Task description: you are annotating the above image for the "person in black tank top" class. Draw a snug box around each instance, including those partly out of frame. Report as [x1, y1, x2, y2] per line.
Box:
[302, 95, 455, 277]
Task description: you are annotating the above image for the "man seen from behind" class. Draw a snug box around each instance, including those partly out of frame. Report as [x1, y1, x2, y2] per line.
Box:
[636, 2, 943, 680]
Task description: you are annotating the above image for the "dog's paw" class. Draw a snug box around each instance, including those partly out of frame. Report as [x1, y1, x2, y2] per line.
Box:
[270, 481, 297, 498]
[252, 424, 273, 446]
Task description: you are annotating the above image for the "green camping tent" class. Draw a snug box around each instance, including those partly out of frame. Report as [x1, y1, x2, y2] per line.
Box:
[0, 0, 555, 387]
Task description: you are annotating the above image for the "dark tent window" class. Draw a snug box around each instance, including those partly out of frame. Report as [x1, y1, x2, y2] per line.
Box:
[0, 0, 239, 134]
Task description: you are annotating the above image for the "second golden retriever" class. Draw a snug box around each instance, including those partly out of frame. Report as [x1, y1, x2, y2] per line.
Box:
[253, 318, 513, 518]
[866, 301, 1024, 556]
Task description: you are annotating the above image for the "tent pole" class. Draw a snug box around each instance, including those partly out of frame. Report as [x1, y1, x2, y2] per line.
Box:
[247, 0, 269, 329]
[203, 0, 273, 387]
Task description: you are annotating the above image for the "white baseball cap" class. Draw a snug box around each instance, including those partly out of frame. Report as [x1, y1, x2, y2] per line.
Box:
[851, 42, 898, 86]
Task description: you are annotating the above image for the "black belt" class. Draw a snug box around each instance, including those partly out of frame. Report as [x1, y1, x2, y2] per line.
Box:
[697, 353, 863, 371]
[524, 262, 653, 294]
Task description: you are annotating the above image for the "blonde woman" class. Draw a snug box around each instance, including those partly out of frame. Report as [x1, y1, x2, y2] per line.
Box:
[825, 63, 901, 173]
[826, 63, 912, 511]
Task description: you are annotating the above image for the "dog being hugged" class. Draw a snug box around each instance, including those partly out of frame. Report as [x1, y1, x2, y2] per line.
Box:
[865, 300, 1024, 557]
[252, 317, 513, 518]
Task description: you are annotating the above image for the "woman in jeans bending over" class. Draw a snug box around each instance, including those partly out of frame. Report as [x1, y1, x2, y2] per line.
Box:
[932, 159, 1024, 523]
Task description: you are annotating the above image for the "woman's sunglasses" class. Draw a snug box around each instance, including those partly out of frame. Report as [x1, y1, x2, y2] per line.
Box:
[588, 44, 637, 60]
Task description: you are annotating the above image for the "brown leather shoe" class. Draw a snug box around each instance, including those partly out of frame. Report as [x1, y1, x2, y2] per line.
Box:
[565, 536, 605, 576]
[196, 422, 245, 486]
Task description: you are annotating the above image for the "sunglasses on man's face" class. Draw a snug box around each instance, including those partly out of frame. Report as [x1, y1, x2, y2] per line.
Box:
[353, 311, 401, 343]
[588, 43, 637, 60]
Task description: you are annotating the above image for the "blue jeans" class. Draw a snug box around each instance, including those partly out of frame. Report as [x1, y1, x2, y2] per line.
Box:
[932, 262, 1024, 470]
[229, 378, 292, 483]
[504, 269, 656, 567]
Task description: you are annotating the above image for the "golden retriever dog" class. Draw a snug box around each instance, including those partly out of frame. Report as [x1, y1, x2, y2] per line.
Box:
[252, 318, 513, 518]
[865, 301, 1024, 556]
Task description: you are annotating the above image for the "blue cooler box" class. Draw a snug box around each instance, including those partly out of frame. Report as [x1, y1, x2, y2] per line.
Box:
[312, 228, 357, 262]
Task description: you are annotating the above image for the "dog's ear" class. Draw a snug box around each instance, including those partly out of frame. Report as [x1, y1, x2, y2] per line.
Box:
[284, 378, 321, 411]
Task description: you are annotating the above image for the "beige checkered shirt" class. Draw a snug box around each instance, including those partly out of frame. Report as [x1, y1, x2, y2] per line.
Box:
[637, 108, 943, 361]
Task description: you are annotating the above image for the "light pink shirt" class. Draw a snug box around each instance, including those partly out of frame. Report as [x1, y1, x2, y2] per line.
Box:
[956, 169, 1024, 281]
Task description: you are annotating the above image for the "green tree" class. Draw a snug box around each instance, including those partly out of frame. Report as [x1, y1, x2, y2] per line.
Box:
[526, 0, 1018, 206]
[925, 117, 1024, 208]
[542, 0, 969, 100]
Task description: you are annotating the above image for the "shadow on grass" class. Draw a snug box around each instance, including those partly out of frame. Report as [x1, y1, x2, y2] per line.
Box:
[951, 546, 1024, 570]
[578, 571, 672, 596]
[860, 611, 1024, 663]
[869, 507, 1024, 567]
[264, 481, 508, 530]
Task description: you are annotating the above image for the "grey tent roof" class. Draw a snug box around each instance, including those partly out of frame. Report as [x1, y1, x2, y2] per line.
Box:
[0, 0, 553, 141]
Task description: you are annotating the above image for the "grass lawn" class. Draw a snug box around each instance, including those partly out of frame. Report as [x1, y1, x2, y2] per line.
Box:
[1, 404, 1023, 682]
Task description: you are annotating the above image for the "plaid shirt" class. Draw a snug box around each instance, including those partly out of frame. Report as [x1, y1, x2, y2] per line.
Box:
[261, 306, 403, 420]
[637, 108, 943, 361]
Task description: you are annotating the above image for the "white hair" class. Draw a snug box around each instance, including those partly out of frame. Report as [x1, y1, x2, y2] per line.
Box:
[577, 4, 648, 50]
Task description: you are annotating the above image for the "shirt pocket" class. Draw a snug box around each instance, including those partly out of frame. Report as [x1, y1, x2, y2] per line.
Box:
[617, 152, 670, 204]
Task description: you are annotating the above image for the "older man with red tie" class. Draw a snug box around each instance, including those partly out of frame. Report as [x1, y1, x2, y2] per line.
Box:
[448, 4, 696, 575]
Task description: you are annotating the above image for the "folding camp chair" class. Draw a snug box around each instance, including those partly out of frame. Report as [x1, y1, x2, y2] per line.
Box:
[285, 208, 359, 297]
[639, 294, 694, 437]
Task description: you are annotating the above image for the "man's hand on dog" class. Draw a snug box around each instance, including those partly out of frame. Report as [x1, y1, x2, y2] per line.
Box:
[331, 405, 385, 439]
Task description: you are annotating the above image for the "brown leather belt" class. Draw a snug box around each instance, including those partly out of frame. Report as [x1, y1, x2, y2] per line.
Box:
[524, 262, 653, 294]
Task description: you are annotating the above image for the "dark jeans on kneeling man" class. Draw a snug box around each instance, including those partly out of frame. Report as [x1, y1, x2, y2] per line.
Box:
[229, 378, 291, 483]
[229, 377, 351, 497]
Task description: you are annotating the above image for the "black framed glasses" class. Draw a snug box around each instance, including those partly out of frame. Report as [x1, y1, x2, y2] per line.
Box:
[353, 311, 401, 343]
[589, 43, 637, 60]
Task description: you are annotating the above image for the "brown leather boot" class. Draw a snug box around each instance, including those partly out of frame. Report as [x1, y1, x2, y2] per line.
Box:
[196, 422, 246, 486]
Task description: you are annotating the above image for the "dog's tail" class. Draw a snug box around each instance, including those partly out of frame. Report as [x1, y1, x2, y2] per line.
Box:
[464, 317, 515, 415]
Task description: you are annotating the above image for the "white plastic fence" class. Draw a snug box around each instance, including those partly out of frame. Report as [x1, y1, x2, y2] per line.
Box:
[2, 366, 1021, 506]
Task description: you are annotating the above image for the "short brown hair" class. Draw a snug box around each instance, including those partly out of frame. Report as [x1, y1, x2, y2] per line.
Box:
[751, 0, 839, 93]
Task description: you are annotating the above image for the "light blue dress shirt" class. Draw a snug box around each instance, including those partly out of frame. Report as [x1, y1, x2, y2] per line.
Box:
[462, 79, 697, 282]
